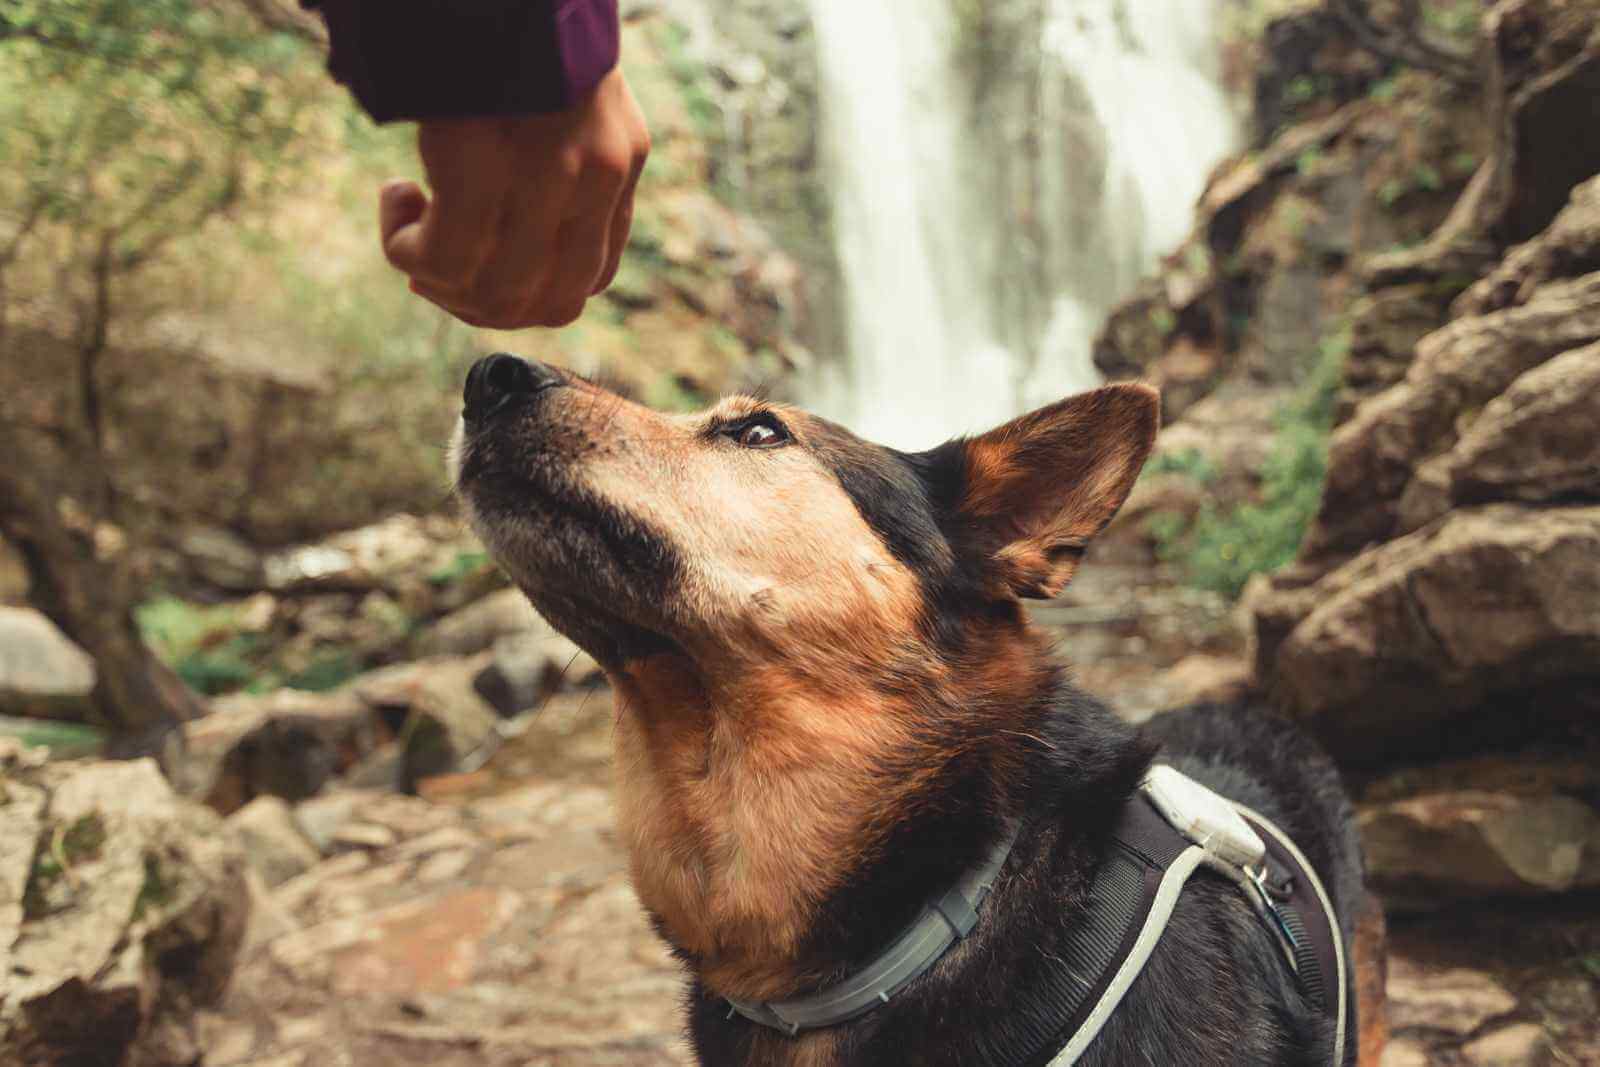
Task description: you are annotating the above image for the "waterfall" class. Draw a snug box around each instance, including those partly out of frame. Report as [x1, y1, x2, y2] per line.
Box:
[805, 0, 1238, 449]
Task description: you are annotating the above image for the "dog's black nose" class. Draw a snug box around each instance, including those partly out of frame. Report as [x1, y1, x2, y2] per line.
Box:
[463, 353, 561, 422]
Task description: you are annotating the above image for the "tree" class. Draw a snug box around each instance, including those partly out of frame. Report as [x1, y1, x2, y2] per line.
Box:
[0, 0, 328, 746]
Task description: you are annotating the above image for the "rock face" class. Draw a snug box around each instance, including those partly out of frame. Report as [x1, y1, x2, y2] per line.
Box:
[1089, 0, 1600, 955]
[1362, 790, 1600, 908]
[1264, 504, 1600, 760]
[1250, 174, 1600, 766]
[0, 756, 249, 1066]
[1218, 0, 1600, 930]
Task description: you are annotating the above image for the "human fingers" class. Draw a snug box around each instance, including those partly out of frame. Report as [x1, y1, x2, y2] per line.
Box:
[378, 179, 428, 251]
[531, 160, 628, 326]
[384, 121, 508, 292]
[593, 144, 645, 294]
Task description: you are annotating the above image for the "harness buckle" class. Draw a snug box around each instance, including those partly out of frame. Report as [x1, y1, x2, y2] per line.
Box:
[1244, 863, 1301, 975]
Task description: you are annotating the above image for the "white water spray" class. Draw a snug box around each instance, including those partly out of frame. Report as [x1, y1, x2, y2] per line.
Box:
[806, 0, 1238, 449]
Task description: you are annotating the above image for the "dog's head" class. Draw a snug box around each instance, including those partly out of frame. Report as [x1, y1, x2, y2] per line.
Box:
[451, 353, 1159, 684]
[453, 354, 1159, 986]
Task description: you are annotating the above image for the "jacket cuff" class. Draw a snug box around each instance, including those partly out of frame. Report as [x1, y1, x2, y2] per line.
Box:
[307, 1, 619, 123]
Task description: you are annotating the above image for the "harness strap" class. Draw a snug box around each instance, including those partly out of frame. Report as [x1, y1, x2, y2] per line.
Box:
[1044, 774, 1348, 1067]
[1236, 803, 1350, 1067]
[722, 767, 1349, 1067]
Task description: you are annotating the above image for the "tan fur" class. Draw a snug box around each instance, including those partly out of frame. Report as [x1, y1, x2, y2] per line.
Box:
[612, 654, 931, 999]
[1353, 895, 1389, 1067]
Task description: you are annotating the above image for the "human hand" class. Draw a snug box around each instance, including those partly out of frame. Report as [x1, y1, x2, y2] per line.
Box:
[378, 66, 649, 329]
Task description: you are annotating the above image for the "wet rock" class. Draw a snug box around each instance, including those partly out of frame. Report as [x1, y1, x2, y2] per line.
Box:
[0, 607, 96, 722]
[1260, 505, 1600, 762]
[0, 759, 248, 1066]
[415, 587, 548, 658]
[1462, 1023, 1547, 1067]
[1361, 790, 1600, 907]
[473, 631, 604, 717]
[226, 796, 322, 889]
[176, 688, 388, 814]
[1386, 959, 1519, 1035]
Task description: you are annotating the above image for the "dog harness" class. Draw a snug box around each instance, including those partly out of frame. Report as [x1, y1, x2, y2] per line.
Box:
[726, 765, 1350, 1066]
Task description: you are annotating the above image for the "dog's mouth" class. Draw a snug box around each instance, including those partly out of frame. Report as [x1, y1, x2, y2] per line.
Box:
[454, 434, 685, 670]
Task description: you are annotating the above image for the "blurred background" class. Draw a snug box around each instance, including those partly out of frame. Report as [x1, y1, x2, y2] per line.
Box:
[1, 1, 1597, 1064]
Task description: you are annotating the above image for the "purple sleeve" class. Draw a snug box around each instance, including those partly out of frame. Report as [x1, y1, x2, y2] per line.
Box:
[304, 1, 619, 123]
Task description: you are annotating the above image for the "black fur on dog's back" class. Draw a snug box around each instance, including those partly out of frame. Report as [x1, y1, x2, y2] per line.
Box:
[689, 693, 1362, 1067]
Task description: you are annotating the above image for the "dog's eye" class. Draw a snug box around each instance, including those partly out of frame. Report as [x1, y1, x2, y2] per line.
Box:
[729, 415, 790, 449]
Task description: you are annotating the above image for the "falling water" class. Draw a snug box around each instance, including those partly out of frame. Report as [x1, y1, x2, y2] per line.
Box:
[806, 0, 1239, 449]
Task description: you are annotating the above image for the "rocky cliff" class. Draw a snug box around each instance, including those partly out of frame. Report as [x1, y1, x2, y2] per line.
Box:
[1099, 2, 1600, 1061]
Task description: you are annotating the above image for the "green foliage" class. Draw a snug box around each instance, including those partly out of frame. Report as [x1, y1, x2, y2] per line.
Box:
[133, 854, 174, 921]
[1149, 327, 1348, 599]
[644, 373, 707, 413]
[0, 0, 327, 324]
[1367, 75, 1401, 102]
[1150, 305, 1178, 337]
[1423, 0, 1482, 42]
[23, 813, 106, 919]
[1295, 146, 1326, 178]
[136, 596, 260, 695]
[1447, 150, 1480, 177]
[428, 550, 490, 587]
[1145, 448, 1219, 484]
[1378, 161, 1447, 209]
[281, 651, 358, 693]
[0, 715, 105, 758]
[653, 21, 721, 144]
[1284, 75, 1323, 105]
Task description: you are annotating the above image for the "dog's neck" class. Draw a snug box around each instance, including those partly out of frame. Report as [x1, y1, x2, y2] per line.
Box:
[608, 616, 1085, 1003]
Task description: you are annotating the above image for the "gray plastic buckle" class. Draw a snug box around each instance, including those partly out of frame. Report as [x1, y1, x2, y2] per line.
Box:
[932, 883, 982, 938]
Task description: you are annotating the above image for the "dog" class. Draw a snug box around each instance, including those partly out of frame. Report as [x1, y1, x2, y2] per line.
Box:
[450, 353, 1387, 1067]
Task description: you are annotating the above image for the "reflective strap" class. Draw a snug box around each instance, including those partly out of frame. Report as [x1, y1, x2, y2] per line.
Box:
[1045, 844, 1207, 1067]
[1234, 801, 1348, 1067]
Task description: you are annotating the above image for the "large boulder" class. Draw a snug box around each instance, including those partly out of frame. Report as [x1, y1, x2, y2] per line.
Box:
[0, 607, 96, 722]
[1264, 505, 1600, 761]
[352, 657, 503, 790]
[1398, 342, 1600, 529]
[175, 688, 389, 814]
[413, 587, 547, 659]
[472, 631, 604, 718]
[1362, 790, 1600, 908]
[1306, 270, 1600, 559]
[0, 756, 249, 1066]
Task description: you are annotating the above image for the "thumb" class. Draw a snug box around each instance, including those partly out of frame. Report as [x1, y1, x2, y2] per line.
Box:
[379, 179, 430, 272]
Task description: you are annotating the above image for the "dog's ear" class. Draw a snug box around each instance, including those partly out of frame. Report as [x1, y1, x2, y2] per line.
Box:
[944, 383, 1160, 599]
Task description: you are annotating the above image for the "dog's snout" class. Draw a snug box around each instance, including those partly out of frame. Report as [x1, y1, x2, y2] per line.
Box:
[464, 353, 561, 422]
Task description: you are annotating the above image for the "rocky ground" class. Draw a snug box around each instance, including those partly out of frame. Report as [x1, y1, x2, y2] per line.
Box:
[6, 508, 1596, 1065]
